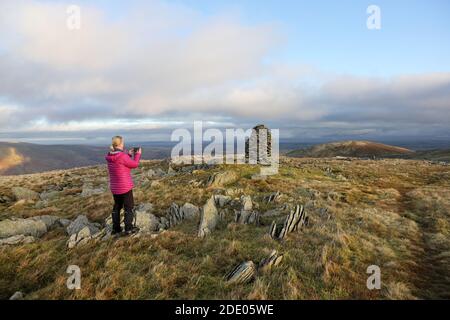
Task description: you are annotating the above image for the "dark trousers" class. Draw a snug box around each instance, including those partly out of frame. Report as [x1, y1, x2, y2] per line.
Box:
[112, 190, 134, 232]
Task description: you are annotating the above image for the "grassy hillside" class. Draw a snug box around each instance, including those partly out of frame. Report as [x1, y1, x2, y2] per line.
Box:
[0, 142, 171, 175]
[0, 158, 449, 299]
[287, 141, 414, 158]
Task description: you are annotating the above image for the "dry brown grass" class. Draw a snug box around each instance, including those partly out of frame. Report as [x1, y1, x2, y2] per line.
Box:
[0, 158, 449, 299]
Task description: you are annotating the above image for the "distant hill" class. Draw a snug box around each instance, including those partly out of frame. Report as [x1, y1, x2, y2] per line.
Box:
[286, 140, 415, 158]
[0, 142, 171, 175]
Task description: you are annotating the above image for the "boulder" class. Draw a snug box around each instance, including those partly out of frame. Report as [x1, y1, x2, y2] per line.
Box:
[135, 211, 160, 232]
[225, 261, 256, 284]
[0, 234, 36, 246]
[241, 195, 253, 211]
[11, 187, 39, 201]
[180, 203, 200, 219]
[66, 215, 100, 236]
[207, 171, 238, 188]
[30, 215, 60, 230]
[198, 196, 219, 238]
[0, 218, 47, 239]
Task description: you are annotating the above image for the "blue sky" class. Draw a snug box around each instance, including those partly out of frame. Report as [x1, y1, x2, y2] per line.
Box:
[0, 0, 449, 143]
[92, 0, 450, 76]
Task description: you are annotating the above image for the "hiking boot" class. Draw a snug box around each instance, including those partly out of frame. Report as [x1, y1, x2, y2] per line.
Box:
[111, 227, 122, 235]
[123, 226, 140, 236]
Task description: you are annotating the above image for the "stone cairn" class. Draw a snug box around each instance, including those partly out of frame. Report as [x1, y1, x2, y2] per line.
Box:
[269, 205, 308, 240]
[245, 124, 272, 165]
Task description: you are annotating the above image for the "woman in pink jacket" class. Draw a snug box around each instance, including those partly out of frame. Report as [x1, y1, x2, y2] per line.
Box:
[105, 136, 141, 235]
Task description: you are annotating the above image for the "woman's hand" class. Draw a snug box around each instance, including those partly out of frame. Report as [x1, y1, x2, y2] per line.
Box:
[136, 147, 142, 154]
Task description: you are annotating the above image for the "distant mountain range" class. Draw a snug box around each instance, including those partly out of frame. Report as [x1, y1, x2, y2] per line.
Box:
[1, 140, 449, 175]
[0, 142, 171, 175]
[286, 140, 450, 162]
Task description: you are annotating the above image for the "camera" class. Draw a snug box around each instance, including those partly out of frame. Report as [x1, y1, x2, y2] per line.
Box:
[132, 147, 140, 153]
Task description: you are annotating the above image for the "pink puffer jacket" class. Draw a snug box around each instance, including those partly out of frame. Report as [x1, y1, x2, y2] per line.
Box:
[105, 150, 141, 195]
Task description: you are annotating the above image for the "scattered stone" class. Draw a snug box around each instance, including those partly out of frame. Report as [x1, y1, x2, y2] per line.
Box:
[225, 261, 256, 284]
[0, 234, 36, 246]
[0, 218, 47, 239]
[9, 291, 24, 300]
[235, 195, 259, 225]
[11, 187, 39, 201]
[66, 215, 100, 236]
[258, 250, 283, 273]
[269, 205, 308, 240]
[207, 171, 238, 188]
[198, 196, 219, 237]
[264, 191, 281, 204]
[67, 225, 97, 248]
[147, 168, 166, 179]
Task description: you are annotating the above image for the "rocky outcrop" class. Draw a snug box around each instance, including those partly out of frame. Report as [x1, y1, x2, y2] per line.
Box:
[198, 196, 219, 238]
[269, 205, 308, 240]
[30, 215, 62, 230]
[235, 195, 259, 225]
[207, 171, 238, 188]
[225, 261, 256, 284]
[0, 218, 47, 239]
[258, 250, 283, 273]
[11, 187, 39, 201]
[66, 215, 101, 236]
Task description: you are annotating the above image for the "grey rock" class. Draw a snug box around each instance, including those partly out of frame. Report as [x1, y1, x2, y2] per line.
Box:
[198, 196, 219, 238]
[135, 211, 160, 232]
[66, 215, 100, 236]
[9, 291, 24, 300]
[39, 190, 60, 201]
[180, 203, 200, 219]
[67, 226, 94, 248]
[214, 195, 231, 208]
[269, 205, 308, 240]
[80, 184, 105, 197]
[207, 171, 238, 188]
[11, 187, 39, 201]
[225, 261, 256, 284]
[258, 250, 283, 272]
[235, 195, 259, 224]
[30, 215, 60, 230]
[0, 218, 47, 239]
[0, 234, 36, 246]
[58, 218, 71, 227]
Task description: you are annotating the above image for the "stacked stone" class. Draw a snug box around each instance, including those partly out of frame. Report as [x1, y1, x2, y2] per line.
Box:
[245, 124, 272, 165]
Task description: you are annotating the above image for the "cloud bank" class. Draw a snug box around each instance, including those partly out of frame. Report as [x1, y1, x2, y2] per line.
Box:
[0, 0, 449, 142]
